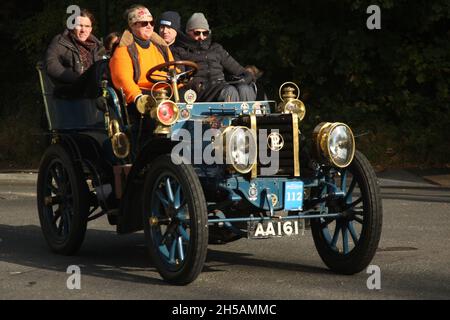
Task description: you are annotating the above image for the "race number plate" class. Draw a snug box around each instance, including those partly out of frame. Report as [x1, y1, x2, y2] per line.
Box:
[284, 181, 304, 211]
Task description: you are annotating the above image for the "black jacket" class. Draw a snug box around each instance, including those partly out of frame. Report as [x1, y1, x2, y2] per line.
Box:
[45, 29, 104, 85]
[171, 33, 250, 95]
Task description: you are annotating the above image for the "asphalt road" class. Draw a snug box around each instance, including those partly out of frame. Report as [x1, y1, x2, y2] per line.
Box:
[0, 171, 449, 300]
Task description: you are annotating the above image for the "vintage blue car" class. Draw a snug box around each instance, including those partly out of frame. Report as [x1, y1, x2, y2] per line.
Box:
[36, 60, 382, 285]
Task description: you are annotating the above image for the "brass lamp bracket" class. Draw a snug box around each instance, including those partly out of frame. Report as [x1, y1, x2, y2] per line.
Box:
[279, 82, 300, 102]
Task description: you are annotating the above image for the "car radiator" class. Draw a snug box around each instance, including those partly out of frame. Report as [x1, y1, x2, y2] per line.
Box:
[232, 114, 300, 177]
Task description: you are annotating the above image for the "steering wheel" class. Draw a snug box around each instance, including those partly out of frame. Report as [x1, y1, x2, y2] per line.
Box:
[146, 60, 199, 84]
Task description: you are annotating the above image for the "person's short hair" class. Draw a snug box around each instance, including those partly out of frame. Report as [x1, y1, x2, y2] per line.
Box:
[104, 32, 120, 52]
[80, 8, 95, 25]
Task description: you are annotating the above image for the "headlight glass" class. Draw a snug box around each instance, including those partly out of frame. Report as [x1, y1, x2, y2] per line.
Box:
[313, 122, 355, 168]
[223, 127, 257, 173]
[328, 125, 354, 167]
[156, 101, 179, 125]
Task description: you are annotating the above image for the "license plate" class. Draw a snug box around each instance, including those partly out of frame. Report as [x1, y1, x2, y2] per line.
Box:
[284, 181, 304, 211]
[248, 220, 303, 239]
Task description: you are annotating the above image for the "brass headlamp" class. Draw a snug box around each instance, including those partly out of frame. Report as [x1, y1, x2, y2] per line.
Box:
[277, 82, 306, 121]
[136, 94, 157, 115]
[99, 81, 130, 160]
[136, 87, 180, 135]
[151, 100, 179, 135]
[216, 126, 257, 174]
[108, 119, 131, 159]
[313, 122, 356, 168]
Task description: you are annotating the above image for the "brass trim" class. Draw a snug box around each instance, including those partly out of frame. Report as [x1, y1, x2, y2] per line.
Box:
[292, 113, 300, 177]
[271, 194, 278, 207]
[109, 120, 130, 159]
[172, 77, 180, 103]
[108, 119, 120, 136]
[154, 124, 171, 135]
[111, 132, 131, 159]
[250, 114, 258, 179]
[279, 82, 300, 101]
[317, 122, 332, 158]
[149, 217, 159, 227]
[283, 99, 306, 121]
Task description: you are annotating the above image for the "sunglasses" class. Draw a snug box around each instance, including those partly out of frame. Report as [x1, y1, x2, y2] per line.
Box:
[135, 20, 155, 28]
[193, 30, 210, 37]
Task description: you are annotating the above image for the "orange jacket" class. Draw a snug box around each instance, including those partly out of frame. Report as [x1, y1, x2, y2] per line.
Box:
[109, 31, 174, 104]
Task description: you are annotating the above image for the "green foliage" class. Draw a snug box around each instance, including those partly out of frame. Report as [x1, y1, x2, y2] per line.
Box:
[1, 0, 449, 167]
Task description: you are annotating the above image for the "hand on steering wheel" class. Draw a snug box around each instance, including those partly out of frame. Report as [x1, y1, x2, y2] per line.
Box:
[146, 60, 199, 84]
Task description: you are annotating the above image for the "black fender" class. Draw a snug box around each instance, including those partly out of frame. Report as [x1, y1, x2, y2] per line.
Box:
[117, 137, 178, 234]
[47, 131, 114, 187]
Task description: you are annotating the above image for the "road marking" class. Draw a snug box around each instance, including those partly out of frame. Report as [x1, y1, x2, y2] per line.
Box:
[0, 192, 37, 199]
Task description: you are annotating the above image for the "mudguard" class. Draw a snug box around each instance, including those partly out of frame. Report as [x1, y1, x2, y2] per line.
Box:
[117, 137, 178, 234]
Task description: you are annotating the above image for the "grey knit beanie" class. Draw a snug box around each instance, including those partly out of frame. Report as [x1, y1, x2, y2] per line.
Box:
[186, 13, 210, 33]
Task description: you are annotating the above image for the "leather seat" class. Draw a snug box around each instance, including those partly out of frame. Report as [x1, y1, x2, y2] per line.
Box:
[36, 61, 104, 130]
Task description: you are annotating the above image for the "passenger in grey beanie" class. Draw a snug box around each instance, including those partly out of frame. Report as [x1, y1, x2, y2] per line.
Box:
[185, 12, 209, 33]
[171, 12, 256, 102]
[158, 11, 180, 47]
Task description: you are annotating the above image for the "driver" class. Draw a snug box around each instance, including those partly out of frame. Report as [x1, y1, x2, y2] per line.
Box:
[109, 5, 175, 112]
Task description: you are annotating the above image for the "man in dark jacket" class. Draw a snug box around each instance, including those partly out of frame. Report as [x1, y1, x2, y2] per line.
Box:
[45, 9, 104, 98]
[158, 11, 180, 48]
[171, 12, 255, 102]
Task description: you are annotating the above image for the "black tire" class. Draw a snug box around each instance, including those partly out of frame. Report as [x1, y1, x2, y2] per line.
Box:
[311, 150, 382, 274]
[142, 154, 208, 285]
[37, 144, 89, 255]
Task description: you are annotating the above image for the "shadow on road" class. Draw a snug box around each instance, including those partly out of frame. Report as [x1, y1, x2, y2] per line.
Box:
[205, 248, 329, 275]
[0, 224, 330, 285]
[0, 224, 167, 285]
[381, 185, 450, 204]
[381, 185, 450, 192]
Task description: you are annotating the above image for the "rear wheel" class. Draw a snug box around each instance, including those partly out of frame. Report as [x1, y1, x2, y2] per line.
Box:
[37, 144, 89, 255]
[311, 151, 382, 274]
[142, 155, 208, 285]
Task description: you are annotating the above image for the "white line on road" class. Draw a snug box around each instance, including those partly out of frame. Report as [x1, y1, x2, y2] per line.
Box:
[0, 192, 36, 199]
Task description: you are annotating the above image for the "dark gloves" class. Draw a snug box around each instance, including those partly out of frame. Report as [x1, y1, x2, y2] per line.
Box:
[242, 70, 255, 85]
[229, 71, 255, 85]
[135, 94, 156, 114]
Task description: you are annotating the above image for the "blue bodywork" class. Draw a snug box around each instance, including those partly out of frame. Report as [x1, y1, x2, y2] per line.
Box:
[154, 100, 339, 223]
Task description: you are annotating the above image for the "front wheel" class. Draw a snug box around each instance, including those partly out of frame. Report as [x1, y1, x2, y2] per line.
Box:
[142, 155, 208, 285]
[311, 151, 383, 274]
